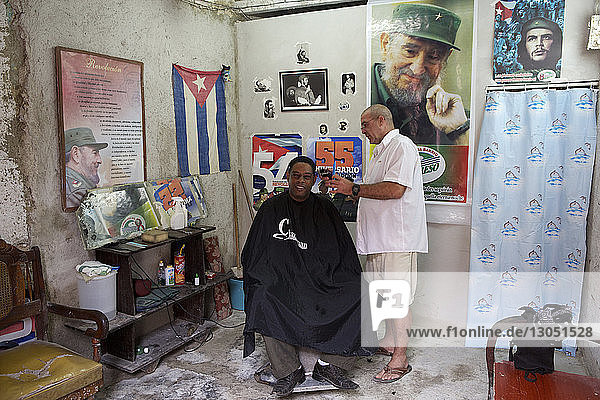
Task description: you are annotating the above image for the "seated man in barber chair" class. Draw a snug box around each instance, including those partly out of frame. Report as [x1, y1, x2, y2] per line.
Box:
[242, 156, 369, 397]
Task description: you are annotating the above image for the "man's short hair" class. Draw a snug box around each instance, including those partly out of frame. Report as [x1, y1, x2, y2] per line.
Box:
[363, 104, 394, 126]
[287, 155, 316, 175]
[517, 17, 563, 71]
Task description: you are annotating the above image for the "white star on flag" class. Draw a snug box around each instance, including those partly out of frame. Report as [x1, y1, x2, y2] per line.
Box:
[193, 75, 207, 92]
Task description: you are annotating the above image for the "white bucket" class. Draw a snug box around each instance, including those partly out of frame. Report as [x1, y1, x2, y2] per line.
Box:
[76, 270, 117, 320]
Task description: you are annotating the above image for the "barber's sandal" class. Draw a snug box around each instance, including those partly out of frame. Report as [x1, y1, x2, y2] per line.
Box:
[272, 366, 306, 397]
[312, 362, 359, 390]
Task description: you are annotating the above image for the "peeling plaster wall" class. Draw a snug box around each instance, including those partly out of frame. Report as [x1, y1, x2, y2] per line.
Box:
[2, 0, 240, 347]
[0, 1, 29, 245]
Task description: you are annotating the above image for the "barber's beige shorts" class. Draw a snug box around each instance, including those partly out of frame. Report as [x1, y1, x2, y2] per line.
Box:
[365, 252, 417, 305]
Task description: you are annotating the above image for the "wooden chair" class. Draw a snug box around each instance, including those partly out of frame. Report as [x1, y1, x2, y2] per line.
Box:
[486, 315, 600, 400]
[0, 239, 109, 400]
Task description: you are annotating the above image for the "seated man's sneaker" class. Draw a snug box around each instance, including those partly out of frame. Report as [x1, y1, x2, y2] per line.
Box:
[272, 366, 306, 397]
[312, 362, 359, 390]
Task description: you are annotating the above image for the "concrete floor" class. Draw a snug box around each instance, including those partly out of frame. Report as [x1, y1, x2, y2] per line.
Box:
[96, 310, 589, 400]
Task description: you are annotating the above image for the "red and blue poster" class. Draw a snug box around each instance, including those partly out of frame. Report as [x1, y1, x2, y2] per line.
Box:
[306, 137, 363, 190]
[493, 0, 565, 83]
[252, 134, 302, 210]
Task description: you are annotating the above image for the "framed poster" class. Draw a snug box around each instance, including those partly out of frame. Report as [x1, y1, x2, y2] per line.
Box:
[368, 1, 473, 203]
[252, 134, 302, 210]
[493, 0, 565, 83]
[279, 69, 328, 111]
[56, 47, 146, 212]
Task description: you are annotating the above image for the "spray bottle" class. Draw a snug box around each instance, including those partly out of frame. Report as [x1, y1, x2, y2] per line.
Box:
[170, 197, 187, 230]
[174, 244, 185, 285]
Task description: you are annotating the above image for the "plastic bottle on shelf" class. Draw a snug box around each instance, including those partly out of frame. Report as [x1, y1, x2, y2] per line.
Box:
[165, 265, 175, 286]
[175, 244, 185, 285]
[170, 197, 187, 230]
[158, 260, 165, 286]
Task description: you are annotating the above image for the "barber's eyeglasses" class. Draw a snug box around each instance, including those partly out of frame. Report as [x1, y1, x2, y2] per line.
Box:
[361, 117, 378, 129]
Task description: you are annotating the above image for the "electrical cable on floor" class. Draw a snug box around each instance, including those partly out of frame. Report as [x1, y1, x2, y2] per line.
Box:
[129, 257, 245, 353]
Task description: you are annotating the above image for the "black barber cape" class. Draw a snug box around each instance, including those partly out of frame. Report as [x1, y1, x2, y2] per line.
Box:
[242, 192, 368, 357]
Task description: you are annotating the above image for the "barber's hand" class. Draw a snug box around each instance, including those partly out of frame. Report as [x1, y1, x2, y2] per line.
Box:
[426, 85, 468, 135]
[318, 180, 329, 194]
[325, 174, 353, 196]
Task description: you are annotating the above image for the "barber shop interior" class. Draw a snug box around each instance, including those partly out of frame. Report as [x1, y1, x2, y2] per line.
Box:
[3, 0, 600, 399]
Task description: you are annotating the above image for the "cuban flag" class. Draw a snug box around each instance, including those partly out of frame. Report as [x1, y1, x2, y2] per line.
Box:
[495, 1, 515, 22]
[172, 64, 230, 176]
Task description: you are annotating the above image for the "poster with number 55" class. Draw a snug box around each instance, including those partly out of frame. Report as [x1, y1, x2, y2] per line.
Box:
[306, 137, 363, 191]
[252, 134, 302, 210]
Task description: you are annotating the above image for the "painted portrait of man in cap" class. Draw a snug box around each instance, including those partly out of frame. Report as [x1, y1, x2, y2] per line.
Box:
[369, 1, 473, 146]
[493, 0, 565, 83]
[517, 17, 563, 75]
[64, 127, 108, 209]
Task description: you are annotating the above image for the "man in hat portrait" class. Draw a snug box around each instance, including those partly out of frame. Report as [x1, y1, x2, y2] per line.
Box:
[517, 16, 563, 75]
[371, 3, 469, 145]
[64, 127, 108, 208]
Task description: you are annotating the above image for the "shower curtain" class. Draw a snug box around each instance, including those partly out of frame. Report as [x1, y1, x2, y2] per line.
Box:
[466, 88, 597, 352]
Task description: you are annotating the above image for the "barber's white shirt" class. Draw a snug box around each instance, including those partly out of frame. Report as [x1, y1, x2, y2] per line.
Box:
[356, 129, 428, 255]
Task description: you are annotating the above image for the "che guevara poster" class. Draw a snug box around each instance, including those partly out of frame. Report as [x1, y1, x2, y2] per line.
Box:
[493, 0, 565, 83]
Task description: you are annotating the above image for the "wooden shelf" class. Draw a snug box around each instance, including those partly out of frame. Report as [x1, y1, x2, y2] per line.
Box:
[66, 224, 227, 372]
[96, 226, 215, 256]
[64, 271, 233, 334]
[101, 319, 213, 373]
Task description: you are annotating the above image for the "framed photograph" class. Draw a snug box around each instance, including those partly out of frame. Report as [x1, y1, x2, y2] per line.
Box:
[56, 47, 147, 212]
[279, 69, 328, 111]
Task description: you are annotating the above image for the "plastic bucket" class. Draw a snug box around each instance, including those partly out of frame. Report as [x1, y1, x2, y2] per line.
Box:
[228, 278, 245, 311]
[76, 270, 117, 320]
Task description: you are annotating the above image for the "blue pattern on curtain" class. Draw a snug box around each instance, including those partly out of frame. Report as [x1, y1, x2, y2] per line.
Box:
[466, 89, 597, 350]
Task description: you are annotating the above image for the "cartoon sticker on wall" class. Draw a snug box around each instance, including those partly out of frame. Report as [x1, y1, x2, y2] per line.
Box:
[341, 73, 356, 95]
[319, 123, 328, 136]
[254, 77, 273, 92]
[296, 42, 310, 64]
[263, 99, 276, 119]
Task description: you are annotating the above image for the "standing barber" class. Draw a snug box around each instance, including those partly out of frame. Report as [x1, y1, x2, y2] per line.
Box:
[327, 104, 427, 383]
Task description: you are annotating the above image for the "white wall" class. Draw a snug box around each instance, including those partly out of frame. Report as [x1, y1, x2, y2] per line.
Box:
[236, 0, 600, 364]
